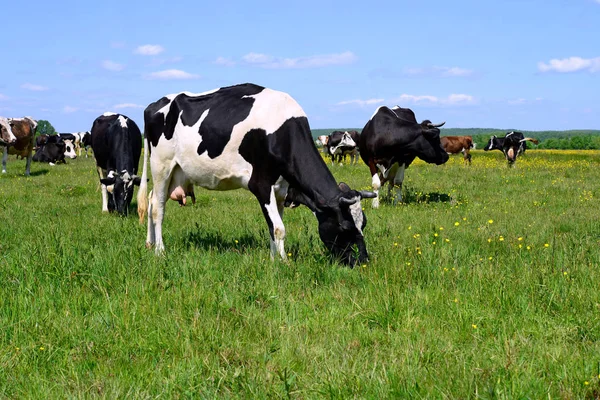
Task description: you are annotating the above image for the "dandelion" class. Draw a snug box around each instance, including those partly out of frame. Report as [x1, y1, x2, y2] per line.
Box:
[445, 238, 450, 243]
[408, 226, 412, 230]
[287, 253, 292, 257]
[563, 271, 568, 276]
[234, 239, 239, 244]
[434, 233, 438, 237]
[454, 298, 459, 303]
[39, 347, 45, 351]
[406, 262, 411, 266]
[432, 241, 436, 245]
[362, 264, 367, 268]
[585, 381, 589, 386]
[454, 222, 460, 226]
[439, 227, 444, 231]
[487, 238, 492, 243]
[526, 246, 531, 250]
[518, 237, 523, 241]
[518, 244, 522, 249]
[544, 243, 549, 248]
[488, 256, 493, 260]
[499, 236, 504, 242]
[444, 267, 449, 272]
[463, 217, 467, 221]
[472, 324, 477, 329]
[394, 242, 398, 246]
[488, 219, 494, 224]
[452, 267, 456, 271]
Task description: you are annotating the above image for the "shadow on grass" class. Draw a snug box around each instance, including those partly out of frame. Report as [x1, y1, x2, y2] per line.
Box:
[183, 223, 261, 251]
[380, 188, 453, 205]
[29, 170, 50, 177]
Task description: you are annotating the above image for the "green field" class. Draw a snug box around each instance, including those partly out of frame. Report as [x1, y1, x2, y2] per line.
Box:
[1, 150, 600, 398]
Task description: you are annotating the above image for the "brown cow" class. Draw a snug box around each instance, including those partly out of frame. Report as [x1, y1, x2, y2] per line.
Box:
[1, 117, 37, 176]
[441, 135, 474, 165]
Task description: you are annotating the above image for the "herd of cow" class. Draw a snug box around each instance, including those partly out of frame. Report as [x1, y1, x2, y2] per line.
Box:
[0, 83, 540, 266]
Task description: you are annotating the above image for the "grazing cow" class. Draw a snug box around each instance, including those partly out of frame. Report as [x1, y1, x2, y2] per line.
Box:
[327, 130, 360, 165]
[33, 139, 77, 164]
[137, 83, 376, 266]
[484, 131, 538, 165]
[1, 117, 37, 176]
[91, 113, 142, 215]
[441, 135, 474, 164]
[359, 106, 449, 208]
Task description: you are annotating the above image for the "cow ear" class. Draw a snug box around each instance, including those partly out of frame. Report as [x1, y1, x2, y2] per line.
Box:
[338, 182, 351, 192]
[100, 177, 116, 186]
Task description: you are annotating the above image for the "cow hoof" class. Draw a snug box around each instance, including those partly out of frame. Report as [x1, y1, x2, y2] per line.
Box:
[145, 242, 154, 249]
[371, 198, 380, 209]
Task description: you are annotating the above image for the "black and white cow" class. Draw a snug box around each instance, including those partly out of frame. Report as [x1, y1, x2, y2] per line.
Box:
[78, 131, 92, 157]
[91, 113, 142, 215]
[483, 131, 539, 165]
[327, 130, 360, 165]
[137, 83, 375, 266]
[360, 106, 449, 208]
[33, 139, 77, 164]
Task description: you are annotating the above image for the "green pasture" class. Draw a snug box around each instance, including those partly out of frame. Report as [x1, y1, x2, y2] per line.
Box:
[1, 150, 600, 398]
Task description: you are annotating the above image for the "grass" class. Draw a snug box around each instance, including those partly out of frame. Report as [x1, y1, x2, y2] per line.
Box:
[1, 150, 600, 398]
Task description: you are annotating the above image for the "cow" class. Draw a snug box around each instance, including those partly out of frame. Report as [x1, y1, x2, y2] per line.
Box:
[441, 135, 474, 164]
[33, 139, 77, 165]
[91, 112, 142, 215]
[327, 130, 359, 165]
[1, 117, 37, 176]
[359, 106, 449, 208]
[483, 131, 539, 165]
[0, 117, 17, 147]
[78, 131, 92, 157]
[137, 83, 376, 266]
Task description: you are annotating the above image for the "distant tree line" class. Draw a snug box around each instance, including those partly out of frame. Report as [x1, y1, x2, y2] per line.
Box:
[312, 128, 600, 150]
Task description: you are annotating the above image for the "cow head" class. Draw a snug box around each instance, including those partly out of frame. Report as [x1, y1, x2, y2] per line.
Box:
[415, 120, 449, 165]
[484, 136, 501, 151]
[100, 170, 141, 215]
[0, 117, 17, 146]
[284, 183, 376, 266]
[316, 135, 329, 147]
[63, 140, 77, 159]
[329, 132, 356, 155]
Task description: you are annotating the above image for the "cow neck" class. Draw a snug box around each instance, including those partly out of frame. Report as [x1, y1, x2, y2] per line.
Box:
[284, 142, 341, 212]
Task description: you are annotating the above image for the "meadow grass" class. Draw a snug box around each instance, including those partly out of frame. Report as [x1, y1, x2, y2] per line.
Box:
[1, 150, 600, 398]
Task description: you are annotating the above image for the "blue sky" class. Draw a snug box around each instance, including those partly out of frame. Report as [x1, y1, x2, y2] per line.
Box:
[1, 0, 599, 132]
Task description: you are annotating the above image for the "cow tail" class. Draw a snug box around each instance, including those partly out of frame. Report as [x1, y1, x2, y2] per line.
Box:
[137, 133, 149, 224]
[520, 138, 539, 145]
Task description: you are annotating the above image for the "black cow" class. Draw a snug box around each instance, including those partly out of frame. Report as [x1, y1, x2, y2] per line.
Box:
[359, 106, 449, 208]
[79, 131, 92, 157]
[327, 130, 360, 165]
[137, 83, 375, 266]
[484, 131, 539, 165]
[91, 113, 142, 215]
[32, 139, 77, 164]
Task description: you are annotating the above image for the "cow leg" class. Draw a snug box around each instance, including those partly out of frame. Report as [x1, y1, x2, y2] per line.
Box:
[97, 167, 110, 212]
[25, 151, 32, 176]
[249, 177, 288, 261]
[369, 160, 382, 209]
[388, 163, 405, 205]
[1, 147, 7, 173]
[147, 164, 174, 254]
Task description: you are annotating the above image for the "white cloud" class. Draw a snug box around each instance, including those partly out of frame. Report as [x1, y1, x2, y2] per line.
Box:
[134, 44, 165, 56]
[63, 106, 78, 113]
[508, 97, 543, 105]
[392, 93, 475, 106]
[403, 66, 474, 77]
[214, 56, 236, 67]
[21, 83, 48, 91]
[241, 51, 357, 69]
[113, 103, 144, 109]
[145, 69, 200, 80]
[336, 98, 385, 107]
[102, 60, 125, 71]
[538, 56, 600, 73]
